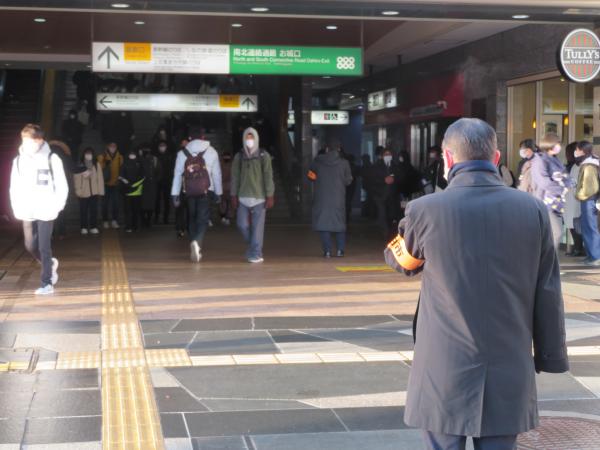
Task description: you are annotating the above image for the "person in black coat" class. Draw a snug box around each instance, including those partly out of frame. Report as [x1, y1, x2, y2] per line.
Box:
[423, 145, 448, 192]
[371, 148, 401, 240]
[61, 110, 84, 162]
[155, 140, 175, 224]
[119, 149, 144, 233]
[139, 144, 162, 228]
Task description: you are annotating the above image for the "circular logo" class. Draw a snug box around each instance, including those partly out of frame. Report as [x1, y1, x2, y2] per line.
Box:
[336, 56, 356, 70]
[560, 29, 600, 83]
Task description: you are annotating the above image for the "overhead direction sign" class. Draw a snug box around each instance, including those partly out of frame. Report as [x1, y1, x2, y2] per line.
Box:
[288, 110, 350, 125]
[95, 93, 258, 112]
[92, 42, 362, 76]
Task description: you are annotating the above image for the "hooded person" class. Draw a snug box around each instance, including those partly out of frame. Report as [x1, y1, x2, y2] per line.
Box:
[10, 124, 68, 295]
[230, 127, 275, 263]
[119, 148, 144, 233]
[308, 141, 353, 257]
[171, 126, 222, 262]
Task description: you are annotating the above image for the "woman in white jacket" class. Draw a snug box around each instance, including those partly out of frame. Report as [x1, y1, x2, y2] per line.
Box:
[9, 124, 68, 295]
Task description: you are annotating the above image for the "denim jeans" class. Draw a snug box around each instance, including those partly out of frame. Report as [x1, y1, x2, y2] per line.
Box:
[422, 431, 517, 450]
[187, 195, 211, 244]
[102, 185, 120, 222]
[23, 220, 54, 287]
[580, 199, 600, 260]
[237, 202, 266, 259]
[319, 231, 346, 253]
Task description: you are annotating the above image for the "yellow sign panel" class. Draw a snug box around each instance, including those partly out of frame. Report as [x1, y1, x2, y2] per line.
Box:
[219, 95, 240, 108]
[124, 42, 152, 61]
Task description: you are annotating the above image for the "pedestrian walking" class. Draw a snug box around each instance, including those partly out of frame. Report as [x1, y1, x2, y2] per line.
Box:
[171, 126, 222, 262]
[155, 140, 175, 225]
[531, 133, 570, 249]
[575, 140, 600, 266]
[308, 143, 352, 257]
[98, 142, 124, 229]
[73, 147, 104, 235]
[120, 149, 144, 233]
[10, 124, 69, 295]
[385, 118, 568, 450]
[564, 142, 584, 257]
[230, 128, 275, 263]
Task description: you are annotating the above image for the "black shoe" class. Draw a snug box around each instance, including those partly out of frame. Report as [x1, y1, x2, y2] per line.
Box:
[336, 250, 345, 258]
[323, 251, 332, 258]
[177, 230, 185, 238]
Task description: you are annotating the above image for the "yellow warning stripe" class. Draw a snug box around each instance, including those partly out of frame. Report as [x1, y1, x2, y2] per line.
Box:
[101, 233, 164, 450]
[336, 266, 394, 273]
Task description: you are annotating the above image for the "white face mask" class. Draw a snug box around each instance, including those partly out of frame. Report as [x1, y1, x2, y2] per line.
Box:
[575, 149, 585, 158]
[21, 138, 41, 156]
[550, 145, 561, 156]
[245, 139, 255, 149]
[519, 149, 529, 159]
[108, 146, 117, 154]
[129, 154, 137, 160]
[383, 155, 393, 164]
[158, 146, 167, 153]
[85, 154, 93, 161]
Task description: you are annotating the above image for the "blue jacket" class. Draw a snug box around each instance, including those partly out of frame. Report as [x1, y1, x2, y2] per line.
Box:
[531, 152, 569, 216]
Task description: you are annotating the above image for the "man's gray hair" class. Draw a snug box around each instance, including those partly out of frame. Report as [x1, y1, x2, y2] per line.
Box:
[442, 118, 498, 161]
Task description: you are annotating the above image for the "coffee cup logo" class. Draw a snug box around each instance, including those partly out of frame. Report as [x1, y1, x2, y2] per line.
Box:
[560, 29, 600, 83]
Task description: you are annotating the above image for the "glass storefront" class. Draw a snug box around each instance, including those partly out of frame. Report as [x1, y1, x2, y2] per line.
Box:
[507, 74, 597, 175]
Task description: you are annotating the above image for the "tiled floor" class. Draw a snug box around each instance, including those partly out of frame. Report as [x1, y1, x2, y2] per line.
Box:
[1, 223, 600, 449]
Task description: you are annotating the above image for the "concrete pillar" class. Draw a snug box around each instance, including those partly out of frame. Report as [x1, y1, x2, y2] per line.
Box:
[40, 69, 56, 134]
[293, 77, 313, 221]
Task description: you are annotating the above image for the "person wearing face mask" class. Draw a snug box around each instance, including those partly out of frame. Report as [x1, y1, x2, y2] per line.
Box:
[230, 128, 275, 263]
[563, 142, 584, 257]
[98, 142, 124, 229]
[155, 140, 175, 225]
[61, 109, 84, 162]
[10, 124, 69, 295]
[73, 147, 104, 235]
[140, 145, 162, 228]
[119, 149, 145, 233]
[575, 140, 600, 266]
[371, 148, 401, 241]
[531, 133, 571, 250]
[385, 118, 568, 450]
[517, 139, 538, 194]
[423, 145, 448, 193]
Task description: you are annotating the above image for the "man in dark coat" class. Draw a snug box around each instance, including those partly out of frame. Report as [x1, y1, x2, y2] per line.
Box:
[309, 145, 352, 257]
[385, 118, 568, 450]
[371, 148, 401, 240]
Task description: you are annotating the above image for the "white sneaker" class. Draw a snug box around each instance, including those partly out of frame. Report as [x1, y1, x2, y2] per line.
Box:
[111, 220, 120, 229]
[248, 257, 264, 264]
[89, 228, 100, 235]
[51, 257, 59, 285]
[190, 241, 202, 262]
[208, 220, 214, 228]
[221, 217, 231, 226]
[81, 228, 88, 235]
[103, 221, 110, 229]
[35, 285, 54, 295]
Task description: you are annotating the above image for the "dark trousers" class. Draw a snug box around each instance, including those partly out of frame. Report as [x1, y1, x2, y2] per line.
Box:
[568, 227, 584, 254]
[54, 209, 67, 237]
[375, 195, 399, 240]
[549, 213, 563, 251]
[79, 196, 99, 230]
[581, 199, 600, 260]
[319, 231, 346, 253]
[155, 182, 171, 224]
[175, 193, 188, 233]
[423, 431, 517, 450]
[187, 195, 210, 244]
[124, 196, 141, 231]
[23, 220, 54, 287]
[102, 185, 120, 222]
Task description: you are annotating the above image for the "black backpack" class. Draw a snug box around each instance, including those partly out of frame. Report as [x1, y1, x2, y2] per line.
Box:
[182, 149, 211, 197]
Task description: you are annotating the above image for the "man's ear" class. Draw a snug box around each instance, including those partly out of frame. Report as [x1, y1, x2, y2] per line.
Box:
[443, 149, 454, 169]
[493, 150, 501, 167]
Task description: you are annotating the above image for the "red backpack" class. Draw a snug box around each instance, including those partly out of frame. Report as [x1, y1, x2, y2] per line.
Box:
[182, 149, 211, 196]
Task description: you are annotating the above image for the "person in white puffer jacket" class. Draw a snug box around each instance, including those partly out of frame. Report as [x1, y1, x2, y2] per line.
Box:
[10, 124, 68, 295]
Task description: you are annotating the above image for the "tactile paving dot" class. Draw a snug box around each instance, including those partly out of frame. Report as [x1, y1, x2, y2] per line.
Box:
[518, 417, 600, 449]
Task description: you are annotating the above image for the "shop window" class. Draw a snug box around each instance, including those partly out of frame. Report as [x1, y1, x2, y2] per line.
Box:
[508, 82, 536, 174]
[540, 78, 569, 151]
[575, 83, 594, 142]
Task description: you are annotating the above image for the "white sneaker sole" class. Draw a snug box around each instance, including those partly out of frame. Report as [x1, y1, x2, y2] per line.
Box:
[51, 258, 59, 286]
[190, 243, 202, 262]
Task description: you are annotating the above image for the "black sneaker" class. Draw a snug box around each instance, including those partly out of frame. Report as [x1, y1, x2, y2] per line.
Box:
[336, 250, 345, 258]
[324, 251, 332, 258]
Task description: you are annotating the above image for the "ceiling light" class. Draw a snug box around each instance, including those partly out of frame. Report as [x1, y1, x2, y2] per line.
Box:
[251, 7, 269, 12]
[326, 25, 338, 30]
[231, 23, 243, 28]
[111, 3, 130, 8]
[382, 11, 399, 16]
[34, 17, 46, 23]
[512, 14, 530, 19]
[134, 20, 145, 25]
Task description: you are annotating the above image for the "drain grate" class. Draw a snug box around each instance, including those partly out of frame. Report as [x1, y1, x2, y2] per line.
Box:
[519, 416, 600, 449]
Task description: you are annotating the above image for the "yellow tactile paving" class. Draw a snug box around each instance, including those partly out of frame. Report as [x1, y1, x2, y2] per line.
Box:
[100, 233, 165, 450]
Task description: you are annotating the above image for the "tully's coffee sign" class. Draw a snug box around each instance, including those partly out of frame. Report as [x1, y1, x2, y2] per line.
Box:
[559, 29, 600, 83]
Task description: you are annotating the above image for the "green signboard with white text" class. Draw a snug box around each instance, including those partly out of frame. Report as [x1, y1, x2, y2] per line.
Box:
[92, 42, 363, 76]
[230, 45, 362, 76]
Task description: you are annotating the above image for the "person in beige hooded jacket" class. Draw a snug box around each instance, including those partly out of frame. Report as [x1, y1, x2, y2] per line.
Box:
[73, 147, 104, 235]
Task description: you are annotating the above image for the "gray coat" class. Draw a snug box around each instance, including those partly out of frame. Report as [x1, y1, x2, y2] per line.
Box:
[398, 163, 568, 437]
[310, 151, 352, 232]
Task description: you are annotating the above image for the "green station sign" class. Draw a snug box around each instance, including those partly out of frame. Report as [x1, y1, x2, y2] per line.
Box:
[230, 45, 362, 76]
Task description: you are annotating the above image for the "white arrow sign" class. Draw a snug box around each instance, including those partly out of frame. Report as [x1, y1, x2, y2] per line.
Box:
[96, 93, 258, 112]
